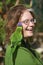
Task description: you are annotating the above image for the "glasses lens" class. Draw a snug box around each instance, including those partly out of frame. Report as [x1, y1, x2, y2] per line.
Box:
[22, 19, 36, 25]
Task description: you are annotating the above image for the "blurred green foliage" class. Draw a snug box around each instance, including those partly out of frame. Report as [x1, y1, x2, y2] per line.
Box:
[0, 2, 3, 9]
[0, 17, 6, 44]
[32, 0, 43, 32]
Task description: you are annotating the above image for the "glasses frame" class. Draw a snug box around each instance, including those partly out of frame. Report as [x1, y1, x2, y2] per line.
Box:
[22, 19, 36, 25]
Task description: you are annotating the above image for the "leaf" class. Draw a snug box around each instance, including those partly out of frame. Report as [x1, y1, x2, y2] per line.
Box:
[5, 0, 11, 4]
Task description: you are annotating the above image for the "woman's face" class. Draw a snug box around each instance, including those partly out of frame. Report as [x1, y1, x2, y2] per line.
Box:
[19, 10, 36, 38]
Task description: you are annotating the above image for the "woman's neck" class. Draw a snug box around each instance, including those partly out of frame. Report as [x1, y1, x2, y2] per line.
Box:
[23, 37, 33, 45]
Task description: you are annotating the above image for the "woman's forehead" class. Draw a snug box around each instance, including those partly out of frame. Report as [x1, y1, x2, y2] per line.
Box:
[20, 10, 33, 22]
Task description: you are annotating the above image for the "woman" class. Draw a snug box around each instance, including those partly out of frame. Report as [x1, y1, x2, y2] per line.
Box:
[5, 4, 43, 65]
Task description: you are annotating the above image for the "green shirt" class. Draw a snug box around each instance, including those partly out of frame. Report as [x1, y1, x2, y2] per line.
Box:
[15, 46, 43, 65]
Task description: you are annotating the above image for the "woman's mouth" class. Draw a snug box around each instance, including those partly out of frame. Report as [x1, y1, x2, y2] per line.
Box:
[26, 29, 33, 31]
[26, 29, 33, 33]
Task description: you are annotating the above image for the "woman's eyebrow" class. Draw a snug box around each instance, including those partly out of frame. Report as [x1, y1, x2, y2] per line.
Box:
[22, 19, 29, 22]
[22, 18, 34, 22]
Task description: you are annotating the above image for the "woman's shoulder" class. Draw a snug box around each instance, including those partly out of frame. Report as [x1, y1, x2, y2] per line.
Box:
[15, 46, 34, 61]
[15, 46, 36, 65]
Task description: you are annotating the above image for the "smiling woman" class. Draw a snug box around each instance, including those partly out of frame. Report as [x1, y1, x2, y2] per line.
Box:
[5, 4, 43, 65]
[19, 9, 36, 37]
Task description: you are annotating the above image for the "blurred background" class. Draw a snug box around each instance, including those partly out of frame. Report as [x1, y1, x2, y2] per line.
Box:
[0, 0, 43, 65]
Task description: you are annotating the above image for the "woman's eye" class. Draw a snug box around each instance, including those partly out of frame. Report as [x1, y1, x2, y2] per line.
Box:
[25, 21, 28, 23]
[30, 19, 34, 22]
[24, 20, 29, 24]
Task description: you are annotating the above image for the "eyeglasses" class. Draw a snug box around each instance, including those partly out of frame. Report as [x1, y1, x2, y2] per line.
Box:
[22, 19, 36, 25]
[17, 19, 36, 26]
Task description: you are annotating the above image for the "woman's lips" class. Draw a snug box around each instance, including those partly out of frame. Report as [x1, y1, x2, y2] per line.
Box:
[26, 29, 33, 31]
[26, 29, 33, 33]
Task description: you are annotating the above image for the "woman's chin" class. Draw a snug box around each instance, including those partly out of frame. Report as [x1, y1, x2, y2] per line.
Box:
[24, 33, 33, 38]
[27, 34, 33, 37]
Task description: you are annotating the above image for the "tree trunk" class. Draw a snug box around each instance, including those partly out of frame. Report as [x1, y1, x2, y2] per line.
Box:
[15, 0, 20, 6]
